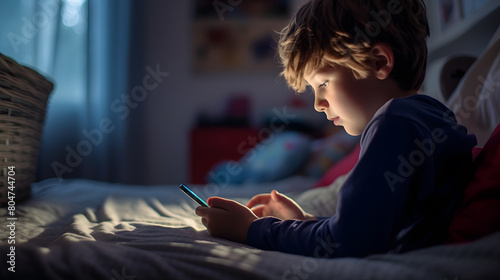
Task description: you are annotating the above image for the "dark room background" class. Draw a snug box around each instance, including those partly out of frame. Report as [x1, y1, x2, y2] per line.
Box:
[1, 0, 498, 185]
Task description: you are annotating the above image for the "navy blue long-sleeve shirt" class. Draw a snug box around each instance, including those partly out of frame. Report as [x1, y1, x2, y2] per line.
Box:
[246, 95, 477, 258]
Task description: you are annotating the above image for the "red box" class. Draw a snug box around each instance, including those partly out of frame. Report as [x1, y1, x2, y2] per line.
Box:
[190, 127, 260, 184]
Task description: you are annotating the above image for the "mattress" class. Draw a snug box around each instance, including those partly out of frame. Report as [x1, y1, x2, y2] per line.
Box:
[0, 176, 499, 280]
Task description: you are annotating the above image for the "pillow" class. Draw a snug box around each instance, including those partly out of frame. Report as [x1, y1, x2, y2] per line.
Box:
[244, 131, 311, 183]
[296, 173, 350, 217]
[312, 144, 360, 188]
[446, 25, 500, 147]
[446, 122, 500, 244]
[303, 131, 359, 178]
[207, 131, 311, 185]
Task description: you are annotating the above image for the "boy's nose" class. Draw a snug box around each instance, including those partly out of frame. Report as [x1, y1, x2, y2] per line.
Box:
[314, 95, 329, 112]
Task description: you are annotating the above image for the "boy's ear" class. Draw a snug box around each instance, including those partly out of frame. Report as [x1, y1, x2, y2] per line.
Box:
[370, 43, 394, 80]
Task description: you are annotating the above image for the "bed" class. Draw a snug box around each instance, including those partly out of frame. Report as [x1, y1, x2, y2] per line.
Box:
[1, 174, 500, 280]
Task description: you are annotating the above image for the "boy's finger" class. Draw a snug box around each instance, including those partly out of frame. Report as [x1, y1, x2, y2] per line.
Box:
[208, 197, 241, 210]
[195, 206, 209, 217]
[250, 205, 265, 217]
[271, 190, 280, 200]
[272, 190, 296, 207]
[246, 193, 271, 208]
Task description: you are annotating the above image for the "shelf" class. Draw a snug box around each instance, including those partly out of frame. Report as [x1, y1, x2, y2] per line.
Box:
[427, 0, 500, 61]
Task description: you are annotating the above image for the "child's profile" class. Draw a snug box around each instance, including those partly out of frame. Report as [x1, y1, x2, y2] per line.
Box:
[196, 0, 477, 258]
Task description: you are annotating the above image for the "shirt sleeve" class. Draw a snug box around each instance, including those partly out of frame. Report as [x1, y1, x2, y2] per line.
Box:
[246, 115, 436, 258]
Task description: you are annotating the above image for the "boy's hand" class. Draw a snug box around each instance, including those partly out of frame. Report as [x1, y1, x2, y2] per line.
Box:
[196, 197, 258, 244]
[246, 190, 316, 221]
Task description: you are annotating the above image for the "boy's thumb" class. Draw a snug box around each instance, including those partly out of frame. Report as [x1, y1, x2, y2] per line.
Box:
[207, 197, 237, 210]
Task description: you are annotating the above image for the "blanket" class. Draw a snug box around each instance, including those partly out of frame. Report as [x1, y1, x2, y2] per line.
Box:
[1, 177, 499, 280]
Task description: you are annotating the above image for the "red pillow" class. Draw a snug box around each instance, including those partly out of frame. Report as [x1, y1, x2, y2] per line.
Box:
[312, 144, 360, 188]
[446, 122, 500, 244]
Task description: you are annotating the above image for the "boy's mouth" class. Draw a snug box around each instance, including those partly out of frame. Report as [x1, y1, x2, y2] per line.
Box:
[328, 117, 340, 125]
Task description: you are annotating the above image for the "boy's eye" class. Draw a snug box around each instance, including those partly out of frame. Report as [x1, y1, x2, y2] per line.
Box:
[319, 81, 329, 88]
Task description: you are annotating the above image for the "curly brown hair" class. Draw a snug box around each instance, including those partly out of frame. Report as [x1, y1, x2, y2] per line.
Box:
[279, 0, 429, 92]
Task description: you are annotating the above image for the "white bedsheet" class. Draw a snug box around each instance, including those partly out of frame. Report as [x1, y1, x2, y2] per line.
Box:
[1, 177, 499, 280]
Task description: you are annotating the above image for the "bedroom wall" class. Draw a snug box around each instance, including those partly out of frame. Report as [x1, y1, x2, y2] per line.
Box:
[423, 0, 500, 60]
[421, 0, 500, 98]
[130, 0, 309, 184]
[133, 0, 499, 185]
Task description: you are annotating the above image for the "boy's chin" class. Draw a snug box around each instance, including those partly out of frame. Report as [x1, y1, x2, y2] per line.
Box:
[343, 126, 363, 136]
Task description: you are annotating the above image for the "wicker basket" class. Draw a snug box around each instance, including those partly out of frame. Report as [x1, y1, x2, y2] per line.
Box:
[0, 53, 53, 206]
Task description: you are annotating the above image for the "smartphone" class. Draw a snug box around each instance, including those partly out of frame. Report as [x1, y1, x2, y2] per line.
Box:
[179, 184, 209, 207]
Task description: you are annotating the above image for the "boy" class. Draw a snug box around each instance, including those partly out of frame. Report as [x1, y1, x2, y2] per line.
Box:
[196, 0, 477, 258]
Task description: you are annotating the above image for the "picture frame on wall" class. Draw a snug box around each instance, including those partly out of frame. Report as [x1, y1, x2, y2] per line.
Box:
[191, 0, 290, 74]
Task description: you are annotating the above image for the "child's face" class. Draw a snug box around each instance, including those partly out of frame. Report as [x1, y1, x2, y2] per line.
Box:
[305, 65, 385, 136]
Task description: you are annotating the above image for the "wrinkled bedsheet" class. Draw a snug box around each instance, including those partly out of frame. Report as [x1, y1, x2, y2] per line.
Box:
[1, 177, 499, 280]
